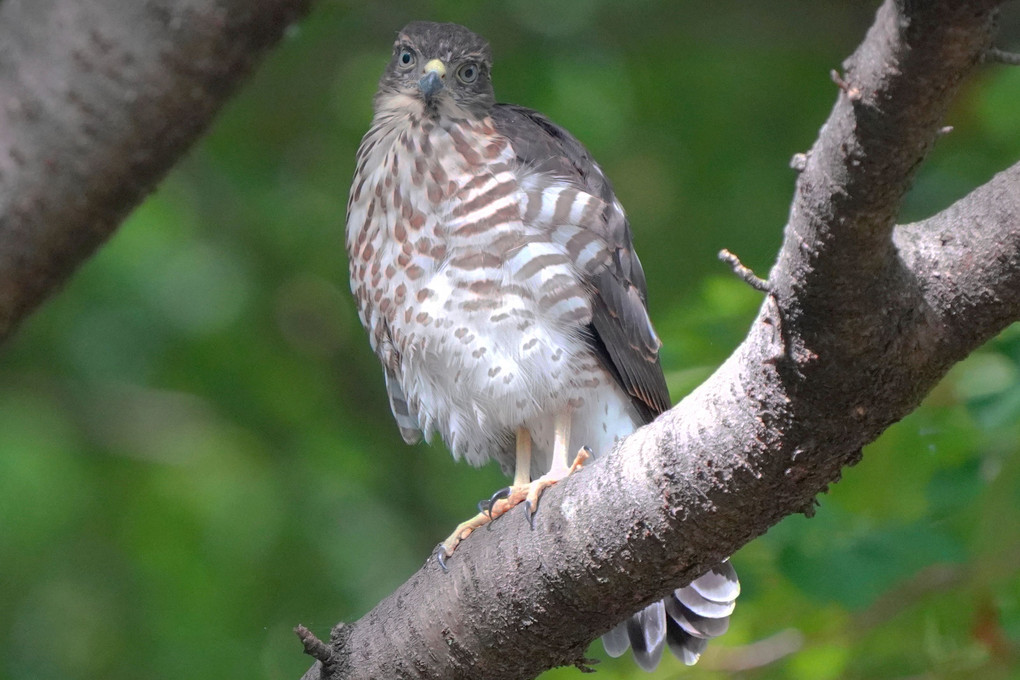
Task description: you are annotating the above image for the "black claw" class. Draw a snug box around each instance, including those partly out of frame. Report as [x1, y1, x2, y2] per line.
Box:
[523, 499, 537, 529]
[581, 445, 593, 455]
[480, 486, 511, 519]
[434, 544, 450, 573]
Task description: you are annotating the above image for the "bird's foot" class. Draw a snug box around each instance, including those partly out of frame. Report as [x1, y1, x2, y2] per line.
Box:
[434, 446, 592, 570]
[523, 446, 591, 527]
[435, 485, 530, 570]
[478, 484, 529, 518]
[435, 510, 493, 571]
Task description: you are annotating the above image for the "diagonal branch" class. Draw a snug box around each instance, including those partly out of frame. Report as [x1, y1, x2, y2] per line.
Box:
[299, 1, 1018, 679]
[0, 0, 314, 341]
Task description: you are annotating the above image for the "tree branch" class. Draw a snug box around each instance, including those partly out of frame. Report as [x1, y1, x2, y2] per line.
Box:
[0, 0, 314, 341]
[299, 1, 1018, 678]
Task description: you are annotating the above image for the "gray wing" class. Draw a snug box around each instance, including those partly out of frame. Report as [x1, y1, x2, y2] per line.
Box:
[377, 333, 423, 445]
[490, 104, 670, 423]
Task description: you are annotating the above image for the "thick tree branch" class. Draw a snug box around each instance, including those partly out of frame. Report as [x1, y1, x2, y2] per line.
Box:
[300, 2, 1018, 679]
[0, 0, 314, 341]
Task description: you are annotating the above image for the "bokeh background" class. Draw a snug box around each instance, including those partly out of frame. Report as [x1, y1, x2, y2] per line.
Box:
[1, 2, 1019, 679]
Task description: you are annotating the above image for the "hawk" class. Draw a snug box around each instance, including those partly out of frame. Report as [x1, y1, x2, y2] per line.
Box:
[346, 21, 739, 671]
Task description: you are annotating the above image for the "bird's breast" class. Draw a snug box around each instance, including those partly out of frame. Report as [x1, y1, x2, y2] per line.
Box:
[346, 112, 607, 465]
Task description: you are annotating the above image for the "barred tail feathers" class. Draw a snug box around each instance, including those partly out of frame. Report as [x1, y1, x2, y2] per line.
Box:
[602, 559, 740, 669]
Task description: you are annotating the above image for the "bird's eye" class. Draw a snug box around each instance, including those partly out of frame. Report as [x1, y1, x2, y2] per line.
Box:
[397, 48, 416, 69]
[457, 62, 479, 84]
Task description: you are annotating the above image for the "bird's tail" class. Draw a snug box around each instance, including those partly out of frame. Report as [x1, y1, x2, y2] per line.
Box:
[601, 559, 739, 670]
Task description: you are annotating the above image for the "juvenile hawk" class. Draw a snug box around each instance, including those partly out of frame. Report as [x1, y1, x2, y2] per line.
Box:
[346, 21, 739, 670]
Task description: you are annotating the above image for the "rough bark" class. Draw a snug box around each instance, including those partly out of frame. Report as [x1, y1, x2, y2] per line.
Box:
[297, 1, 1019, 679]
[0, 0, 314, 341]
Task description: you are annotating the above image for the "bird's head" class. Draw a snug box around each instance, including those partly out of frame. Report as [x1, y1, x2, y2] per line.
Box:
[375, 21, 495, 119]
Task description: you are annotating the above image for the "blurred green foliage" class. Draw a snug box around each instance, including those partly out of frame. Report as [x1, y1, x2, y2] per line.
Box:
[1, 2, 1019, 679]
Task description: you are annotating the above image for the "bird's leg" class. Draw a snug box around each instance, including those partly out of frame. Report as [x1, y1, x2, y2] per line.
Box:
[437, 427, 534, 569]
[479, 428, 534, 517]
[523, 408, 590, 524]
[435, 420, 590, 569]
[513, 427, 533, 487]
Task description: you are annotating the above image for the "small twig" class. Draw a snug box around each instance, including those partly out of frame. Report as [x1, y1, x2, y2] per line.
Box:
[718, 249, 770, 292]
[700, 628, 805, 673]
[983, 47, 1020, 65]
[295, 624, 332, 664]
[830, 69, 862, 101]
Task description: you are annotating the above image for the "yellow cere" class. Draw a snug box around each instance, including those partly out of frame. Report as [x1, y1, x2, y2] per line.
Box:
[424, 59, 446, 77]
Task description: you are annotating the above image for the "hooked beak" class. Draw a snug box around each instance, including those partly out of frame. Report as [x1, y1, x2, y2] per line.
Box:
[418, 59, 446, 99]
